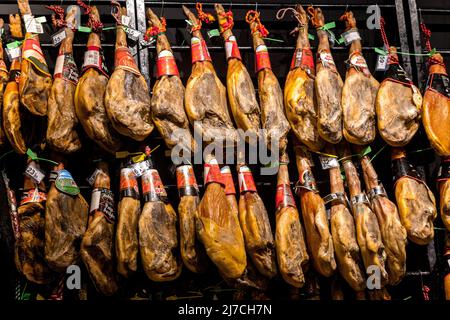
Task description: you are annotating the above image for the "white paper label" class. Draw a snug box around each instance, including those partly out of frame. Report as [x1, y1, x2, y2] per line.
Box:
[342, 30, 361, 45]
[90, 189, 101, 212]
[52, 29, 66, 47]
[225, 41, 233, 59]
[24, 163, 45, 184]
[23, 14, 44, 34]
[319, 156, 339, 170]
[82, 49, 100, 68]
[6, 47, 21, 61]
[87, 169, 102, 186]
[121, 15, 131, 27]
[35, 16, 47, 24]
[53, 54, 64, 76]
[132, 160, 150, 178]
[124, 27, 141, 41]
[375, 54, 389, 71]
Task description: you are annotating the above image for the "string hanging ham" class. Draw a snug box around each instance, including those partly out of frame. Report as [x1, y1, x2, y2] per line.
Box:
[17, 0, 52, 116]
[105, 2, 153, 141]
[246, 9, 290, 154]
[75, 2, 121, 153]
[340, 11, 379, 145]
[46, 5, 82, 154]
[376, 18, 421, 147]
[307, 6, 343, 144]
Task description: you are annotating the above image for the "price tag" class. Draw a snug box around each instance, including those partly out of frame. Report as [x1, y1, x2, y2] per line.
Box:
[24, 163, 45, 184]
[23, 14, 44, 34]
[319, 156, 339, 170]
[6, 47, 21, 61]
[35, 16, 47, 24]
[52, 29, 67, 47]
[341, 29, 361, 45]
[131, 160, 150, 178]
[124, 27, 141, 41]
[86, 168, 102, 186]
[375, 54, 389, 71]
[121, 15, 131, 27]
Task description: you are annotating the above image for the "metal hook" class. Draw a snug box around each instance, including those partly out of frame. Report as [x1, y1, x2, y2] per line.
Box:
[255, 2, 258, 12]
[160, 0, 165, 17]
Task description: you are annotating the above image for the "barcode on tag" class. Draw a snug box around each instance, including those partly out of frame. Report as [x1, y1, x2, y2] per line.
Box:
[375, 54, 389, 71]
[6, 47, 21, 61]
[124, 27, 141, 41]
[121, 15, 131, 27]
[319, 156, 339, 169]
[131, 160, 150, 178]
[52, 29, 66, 47]
[24, 163, 45, 184]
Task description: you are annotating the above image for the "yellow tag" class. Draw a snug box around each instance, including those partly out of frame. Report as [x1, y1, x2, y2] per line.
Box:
[115, 151, 130, 159]
[132, 153, 146, 163]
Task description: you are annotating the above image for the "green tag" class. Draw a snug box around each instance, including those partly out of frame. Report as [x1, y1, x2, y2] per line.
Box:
[102, 26, 116, 31]
[374, 47, 388, 55]
[308, 34, 315, 41]
[207, 29, 220, 38]
[55, 169, 80, 196]
[185, 19, 192, 26]
[26, 148, 38, 161]
[263, 37, 284, 43]
[7, 41, 22, 49]
[429, 48, 437, 56]
[78, 26, 92, 33]
[337, 36, 345, 44]
[319, 21, 336, 31]
[360, 146, 372, 157]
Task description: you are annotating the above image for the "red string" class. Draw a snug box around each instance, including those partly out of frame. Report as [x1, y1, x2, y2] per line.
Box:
[144, 17, 167, 42]
[77, 0, 103, 33]
[245, 10, 269, 38]
[196, 3, 215, 24]
[420, 22, 432, 53]
[219, 10, 234, 33]
[379, 17, 390, 49]
[46, 5, 67, 29]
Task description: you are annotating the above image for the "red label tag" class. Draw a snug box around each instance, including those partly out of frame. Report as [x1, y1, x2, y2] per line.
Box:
[275, 183, 296, 210]
[82, 45, 109, 77]
[20, 188, 47, 205]
[290, 48, 315, 74]
[22, 37, 50, 76]
[115, 46, 140, 75]
[142, 169, 168, 202]
[156, 50, 179, 78]
[0, 60, 7, 73]
[176, 165, 199, 196]
[204, 159, 224, 186]
[255, 44, 271, 72]
[225, 36, 241, 61]
[221, 166, 236, 195]
[54, 53, 79, 85]
[120, 167, 139, 199]
[238, 165, 257, 193]
[350, 52, 371, 77]
[191, 37, 211, 63]
[318, 50, 338, 73]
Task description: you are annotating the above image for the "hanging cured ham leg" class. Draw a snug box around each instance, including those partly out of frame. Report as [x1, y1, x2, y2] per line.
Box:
[3, 14, 26, 154]
[182, 5, 237, 146]
[307, 7, 343, 144]
[81, 162, 118, 296]
[215, 4, 260, 143]
[17, 0, 52, 116]
[246, 10, 290, 153]
[294, 141, 336, 277]
[15, 160, 54, 284]
[340, 11, 379, 145]
[147, 8, 196, 153]
[75, 3, 121, 153]
[46, 5, 82, 153]
[105, 2, 153, 141]
[439, 157, 450, 231]
[391, 148, 437, 245]
[339, 142, 388, 288]
[45, 162, 89, 272]
[324, 145, 365, 293]
[195, 156, 246, 279]
[115, 164, 140, 278]
[356, 146, 407, 285]
[275, 152, 308, 287]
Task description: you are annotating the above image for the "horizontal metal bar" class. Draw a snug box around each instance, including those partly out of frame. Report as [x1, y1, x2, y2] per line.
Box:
[143, 2, 396, 8]
[418, 9, 450, 13]
[41, 43, 115, 47]
[405, 271, 431, 276]
[143, 45, 396, 51]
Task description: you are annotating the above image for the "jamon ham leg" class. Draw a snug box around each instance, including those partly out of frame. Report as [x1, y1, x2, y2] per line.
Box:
[422, 53, 450, 155]
[75, 5, 121, 153]
[357, 147, 407, 285]
[308, 7, 343, 144]
[195, 156, 246, 279]
[46, 6, 82, 153]
[391, 148, 437, 245]
[182, 5, 237, 146]
[246, 10, 290, 153]
[324, 145, 365, 293]
[339, 142, 388, 288]
[15, 160, 54, 284]
[215, 4, 260, 143]
[275, 153, 308, 287]
[294, 141, 336, 277]
[105, 3, 153, 141]
[3, 15, 26, 154]
[340, 11, 379, 145]
[147, 8, 196, 153]
[17, 0, 52, 116]
[81, 162, 118, 296]
[376, 47, 421, 147]
[45, 163, 89, 272]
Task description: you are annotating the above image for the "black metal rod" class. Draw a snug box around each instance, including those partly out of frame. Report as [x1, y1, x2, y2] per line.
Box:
[143, 2, 396, 8]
